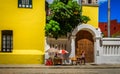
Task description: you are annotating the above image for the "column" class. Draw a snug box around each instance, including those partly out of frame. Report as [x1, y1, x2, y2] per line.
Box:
[94, 37, 102, 64]
[69, 35, 76, 58]
[44, 37, 50, 64]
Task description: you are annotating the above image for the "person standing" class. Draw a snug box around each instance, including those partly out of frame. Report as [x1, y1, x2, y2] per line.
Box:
[81, 50, 86, 65]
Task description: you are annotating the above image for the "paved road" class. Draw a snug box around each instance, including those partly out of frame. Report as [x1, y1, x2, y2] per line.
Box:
[0, 68, 120, 74]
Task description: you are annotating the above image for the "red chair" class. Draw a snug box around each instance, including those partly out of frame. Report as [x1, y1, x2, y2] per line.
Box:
[45, 59, 53, 66]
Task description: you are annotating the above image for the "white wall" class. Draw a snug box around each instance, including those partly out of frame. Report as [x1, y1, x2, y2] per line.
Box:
[44, 37, 71, 63]
[97, 38, 120, 64]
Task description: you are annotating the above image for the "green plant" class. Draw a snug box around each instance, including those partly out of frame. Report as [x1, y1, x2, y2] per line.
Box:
[45, 0, 90, 39]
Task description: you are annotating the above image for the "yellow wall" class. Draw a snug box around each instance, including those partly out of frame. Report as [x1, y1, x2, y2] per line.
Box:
[82, 5, 98, 28]
[0, 0, 45, 64]
[0, 50, 44, 64]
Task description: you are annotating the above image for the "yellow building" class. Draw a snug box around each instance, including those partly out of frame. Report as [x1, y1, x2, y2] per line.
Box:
[82, 5, 98, 28]
[0, 0, 45, 64]
[73, 0, 98, 28]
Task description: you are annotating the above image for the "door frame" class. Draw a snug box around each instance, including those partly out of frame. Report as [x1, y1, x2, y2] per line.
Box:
[75, 30, 94, 63]
[70, 24, 101, 64]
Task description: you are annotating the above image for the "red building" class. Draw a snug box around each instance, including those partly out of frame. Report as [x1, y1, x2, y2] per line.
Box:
[99, 20, 120, 37]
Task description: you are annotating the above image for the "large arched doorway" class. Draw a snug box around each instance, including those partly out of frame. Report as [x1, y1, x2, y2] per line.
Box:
[75, 30, 94, 63]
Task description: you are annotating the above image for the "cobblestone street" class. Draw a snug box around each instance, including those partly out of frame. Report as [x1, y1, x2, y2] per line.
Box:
[0, 64, 120, 74]
[0, 68, 120, 74]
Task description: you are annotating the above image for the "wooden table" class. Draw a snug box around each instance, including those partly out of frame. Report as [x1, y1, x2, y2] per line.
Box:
[71, 57, 77, 65]
[53, 57, 62, 65]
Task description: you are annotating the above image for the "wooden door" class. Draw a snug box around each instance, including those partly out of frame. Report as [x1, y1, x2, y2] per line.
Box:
[76, 30, 94, 63]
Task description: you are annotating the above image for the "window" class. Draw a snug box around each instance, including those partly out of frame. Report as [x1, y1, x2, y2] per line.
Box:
[88, 0, 92, 4]
[1, 30, 13, 52]
[18, 0, 32, 8]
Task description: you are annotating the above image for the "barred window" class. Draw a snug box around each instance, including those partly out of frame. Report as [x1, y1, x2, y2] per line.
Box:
[18, 0, 32, 8]
[1, 30, 13, 52]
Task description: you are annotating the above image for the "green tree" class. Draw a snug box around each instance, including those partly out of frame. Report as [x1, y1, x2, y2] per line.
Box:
[45, 0, 90, 39]
[45, 20, 60, 39]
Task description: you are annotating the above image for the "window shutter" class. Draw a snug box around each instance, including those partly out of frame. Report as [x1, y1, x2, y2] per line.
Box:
[18, 0, 22, 7]
[29, 0, 32, 8]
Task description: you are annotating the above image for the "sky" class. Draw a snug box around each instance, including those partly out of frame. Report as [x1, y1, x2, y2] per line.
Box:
[46, 0, 53, 4]
[46, 0, 120, 22]
[99, 0, 120, 22]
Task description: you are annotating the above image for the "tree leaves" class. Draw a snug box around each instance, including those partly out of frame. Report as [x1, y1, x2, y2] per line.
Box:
[45, 0, 90, 39]
[81, 15, 91, 24]
[45, 20, 60, 39]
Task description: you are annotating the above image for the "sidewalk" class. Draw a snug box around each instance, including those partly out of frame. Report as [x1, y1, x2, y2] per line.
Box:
[0, 63, 120, 69]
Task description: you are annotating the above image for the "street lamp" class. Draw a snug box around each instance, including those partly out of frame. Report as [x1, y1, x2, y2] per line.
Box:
[108, 0, 110, 37]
